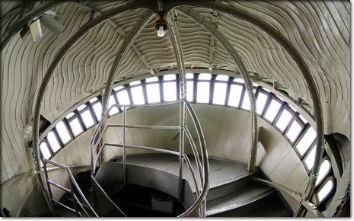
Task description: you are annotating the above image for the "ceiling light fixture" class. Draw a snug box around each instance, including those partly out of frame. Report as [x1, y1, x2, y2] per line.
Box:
[155, 16, 167, 38]
[155, 0, 167, 38]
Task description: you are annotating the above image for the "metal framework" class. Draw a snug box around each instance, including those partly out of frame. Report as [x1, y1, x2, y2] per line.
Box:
[167, 8, 189, 211]
[1, 0, 323, 217]
[89, 100, 209, 217]
[43, 159, 98, 217]
[177, 6, 258, 173]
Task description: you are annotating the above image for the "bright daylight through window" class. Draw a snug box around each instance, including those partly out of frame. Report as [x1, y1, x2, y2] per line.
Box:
[41, 73, 332, 203]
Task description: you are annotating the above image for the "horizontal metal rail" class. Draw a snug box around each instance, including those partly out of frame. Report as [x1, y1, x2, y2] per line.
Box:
[91, 176, 127, 217]
[104, 143, 181, 156]
[90, 99, 209, 217]
[108, 124, 181, 130]
[90, 100, 184, 150]
[44, 159, 98, 217]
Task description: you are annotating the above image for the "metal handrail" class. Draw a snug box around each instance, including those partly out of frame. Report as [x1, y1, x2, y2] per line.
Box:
[90, 176, 127, 216]
[253, 177, 324, 217]
[178, 99, 209, 217]
[43, 159, 98, 217]
[89, 99, 209, 217]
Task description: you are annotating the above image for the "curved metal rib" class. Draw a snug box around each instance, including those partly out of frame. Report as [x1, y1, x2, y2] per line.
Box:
[165, 1, 324, 216]
[90, 99, 209, 217]
[176, 6, 258, 173]
[178, 100, 209, 217]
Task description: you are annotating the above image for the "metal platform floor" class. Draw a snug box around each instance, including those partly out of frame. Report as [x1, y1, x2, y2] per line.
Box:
[114, 153, 253, 192]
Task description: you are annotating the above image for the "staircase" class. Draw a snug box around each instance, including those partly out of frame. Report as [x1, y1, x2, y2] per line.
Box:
[206, 171, 293, 217]
[63, 153, 292, 217]
[42, 100, 293, 217]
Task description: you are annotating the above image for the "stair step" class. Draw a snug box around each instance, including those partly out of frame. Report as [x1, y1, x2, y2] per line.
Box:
[208, 191, 293, 217]
[206, 183, 273, 216]
[207, 170, 257, 202]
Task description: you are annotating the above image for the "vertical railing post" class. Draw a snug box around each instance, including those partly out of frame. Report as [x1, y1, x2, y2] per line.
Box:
[123, 106, 127, 184]
[43, 161, 54, 214]
[168, 9, 187, 203]
[68, 177, 80, 217]
[177, 7, 258, 173]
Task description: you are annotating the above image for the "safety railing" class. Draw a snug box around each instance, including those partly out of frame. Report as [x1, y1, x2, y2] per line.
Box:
[90, 99, 209, 217]
[43, 159, 98, 217]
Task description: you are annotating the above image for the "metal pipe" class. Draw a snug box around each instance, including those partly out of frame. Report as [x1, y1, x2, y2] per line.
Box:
[69, 181, 81, 217]
[122, 106, 127, 184]
[97, 11, 154, 177]
[184, 128, 203, 184]
[108, 124, 181, 130]
[47, 180, 72, 193]
[53, 200, 77, 214]
[177, 6, 258, 173]
[66, 168, 98, 217]
[179, 100, 209, 217]
[91, 176, 127, 216]
[183, 155, 201, 200]
[44, 159, 98, 216]
[100, 10, 155, 114]
[32, 2, 154, 213]
[72, 194, 89, 217]
[167, 1, 324, 216]
[168, 9, 187, 203]
[105, 143, 181, 156]
[43, 162, 54, 213]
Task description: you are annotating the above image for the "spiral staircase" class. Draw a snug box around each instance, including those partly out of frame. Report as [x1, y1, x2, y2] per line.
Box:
[41, 100, 292, 217]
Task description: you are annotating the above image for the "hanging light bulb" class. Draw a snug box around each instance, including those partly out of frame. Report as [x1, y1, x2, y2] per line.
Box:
[155, 16, 167, 38]
[157, 24, 165, 38]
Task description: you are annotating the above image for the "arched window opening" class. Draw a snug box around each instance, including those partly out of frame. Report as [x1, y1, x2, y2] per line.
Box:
[90, 97, 103, 121]
[316, 159, 331, 186]
[255, 91, 268, 115]
[39, 142, 51, 160]
[163, 74, 177, 102]
[65, 112, 84, 137]
[263, 97, 282, 123]
[275, 107, 293, 132]
[196, 73, 211, 103]
[228, 83, 243, 108]
[46, 131, 61, 153]
[55, 121, 72, 145]
[39, 72, 331, 183]
[212, 75, 228, 105]
[145, 77, 161, 103]
[316, 178, 335, 204]
[295, 127, 316, 157]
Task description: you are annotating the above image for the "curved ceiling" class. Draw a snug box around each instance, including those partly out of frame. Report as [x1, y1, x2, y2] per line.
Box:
[0, 1, 350, 182]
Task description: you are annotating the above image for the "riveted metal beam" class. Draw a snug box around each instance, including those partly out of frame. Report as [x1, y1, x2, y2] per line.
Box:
[177, 6, 258, 173]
